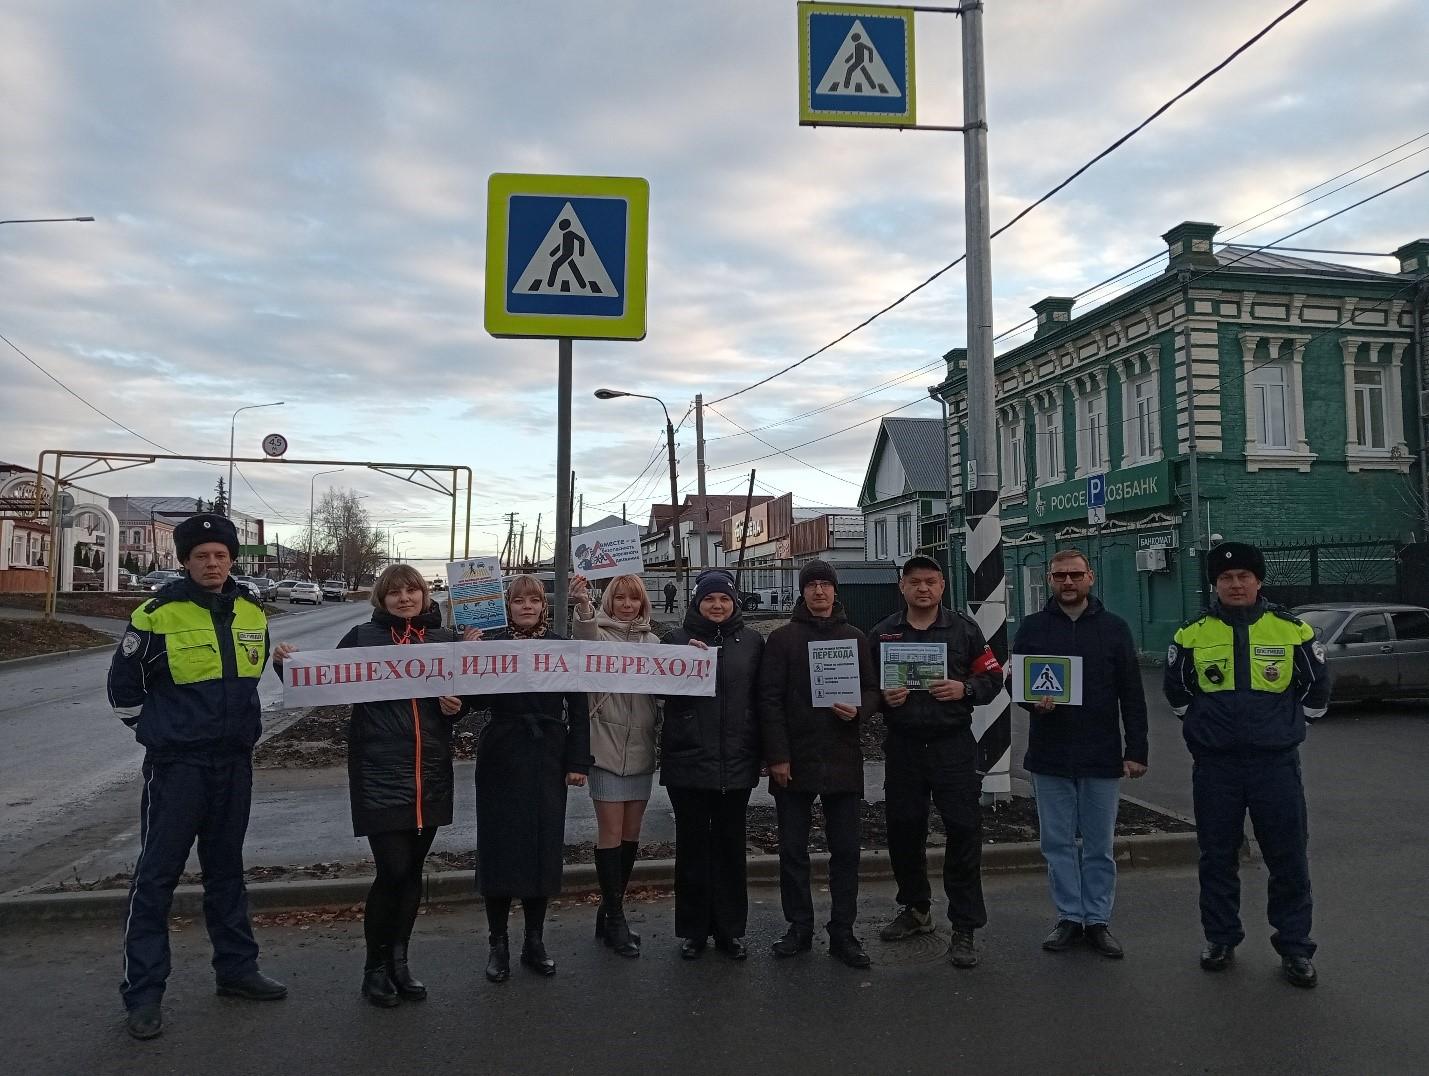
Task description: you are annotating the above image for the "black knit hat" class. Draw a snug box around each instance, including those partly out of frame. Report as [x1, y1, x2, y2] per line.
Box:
[175, 513, 240, 563]
[1207, 541, 1266, 582]
[798, 559, 839, 591]
[693, 569, 738, 607]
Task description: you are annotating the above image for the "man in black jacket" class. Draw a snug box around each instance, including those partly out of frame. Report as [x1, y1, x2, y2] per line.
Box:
[1012, 548, 1148, 960]
[871, 555, 1005, 969]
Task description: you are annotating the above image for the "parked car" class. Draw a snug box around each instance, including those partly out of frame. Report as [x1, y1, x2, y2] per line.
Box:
[117, 568, 135, 590]
[276, 579, 303, 600]
[141, 570, 183, 592]
[289, 581, 323, 606]
[321, 579, 347, 602]
[1293, 603, 1429, 704]
[244, 576, 279, 600]
[235, 579, 263, 601]
[71, 566, 102, 592]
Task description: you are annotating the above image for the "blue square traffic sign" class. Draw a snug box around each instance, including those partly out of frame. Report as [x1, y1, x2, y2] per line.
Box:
[1088, 473, 1106, 509]
[798, 3, 915, 127]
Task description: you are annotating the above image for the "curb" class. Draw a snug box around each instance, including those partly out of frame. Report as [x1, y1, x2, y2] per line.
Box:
[0, 832, 1200, 928]
[0, 640, 118, 669]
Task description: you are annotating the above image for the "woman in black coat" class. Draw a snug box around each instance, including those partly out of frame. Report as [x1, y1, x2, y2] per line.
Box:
[661, 569, 764, 961]
[274, 564, 471, 1009]
[473, 574, 592, 983]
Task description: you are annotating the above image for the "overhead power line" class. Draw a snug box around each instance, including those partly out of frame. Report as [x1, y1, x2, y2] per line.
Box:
[707, 0, 1310, 406]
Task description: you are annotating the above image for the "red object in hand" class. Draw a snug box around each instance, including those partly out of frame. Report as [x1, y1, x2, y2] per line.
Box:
[971, 647, 1001, 677]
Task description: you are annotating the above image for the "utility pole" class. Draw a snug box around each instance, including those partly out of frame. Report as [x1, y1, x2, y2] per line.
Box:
[733, 469, 757, 593]
[665, 416, 686, 602]
[552, 341, 574, 633]
[532, 513, 543, 566]
[502, 512, 517, 568]
[578, 493, 584, 530]
[518, 522, 526, 566]
[961, 1, 1010, 798]
[694, 393, 710, 569]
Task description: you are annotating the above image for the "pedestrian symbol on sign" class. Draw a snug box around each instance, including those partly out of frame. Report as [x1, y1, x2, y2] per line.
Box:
[1031, 663, 1064, 695]
[515, 203, 619, 298]
[818, 22, 898, 96]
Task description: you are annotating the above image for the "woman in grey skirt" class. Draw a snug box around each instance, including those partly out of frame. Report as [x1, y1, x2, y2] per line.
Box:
[570, 572, 660, 958]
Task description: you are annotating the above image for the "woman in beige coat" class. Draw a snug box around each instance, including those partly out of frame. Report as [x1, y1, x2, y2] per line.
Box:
[570, 572, 660, 958]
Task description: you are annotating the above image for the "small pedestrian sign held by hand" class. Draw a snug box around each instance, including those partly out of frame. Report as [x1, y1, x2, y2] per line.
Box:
[798, 3, 915, 128]
[1011, 654, 1082, 706]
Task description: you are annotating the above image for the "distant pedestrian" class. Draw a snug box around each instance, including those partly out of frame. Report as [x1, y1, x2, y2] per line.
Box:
[273, 564, 474, 1008]
[759, 559, 880, 968]
[106, 513, 286, 1041]
[571, 572, 661, 958]
[471, 575, 592, 983]
[870, 555, 1005, 969]
[663, 580, 677, 614]
[661, 569, 765, 961]
[1165, 542, 1328, 988]
[1011, 549, 1148, 960]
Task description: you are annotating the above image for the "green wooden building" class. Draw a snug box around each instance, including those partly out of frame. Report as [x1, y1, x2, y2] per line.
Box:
[930, 222, 1429, 655]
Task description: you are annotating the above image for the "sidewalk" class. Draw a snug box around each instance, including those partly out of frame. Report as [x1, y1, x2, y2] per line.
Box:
[5, 870, 1425, 1074]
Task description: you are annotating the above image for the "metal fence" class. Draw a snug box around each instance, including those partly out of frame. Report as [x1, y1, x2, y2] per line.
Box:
[1259, 540, 1422, 608]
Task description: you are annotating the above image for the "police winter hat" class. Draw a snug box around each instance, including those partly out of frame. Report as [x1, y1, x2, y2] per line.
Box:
[901, 555, 943, 577]
[693, 569, 738, 606]
[799, 559, 839, 591]
[1207, 541, 1266, 582]
[175, 513, 240, 562]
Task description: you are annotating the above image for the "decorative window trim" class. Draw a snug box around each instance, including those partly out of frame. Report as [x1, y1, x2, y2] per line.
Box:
[1031, 391, 1065, 488]
[1114, 350, 1163, 467]
[1341, 338, 1411, 473]
[1241, 333, 1316, 472]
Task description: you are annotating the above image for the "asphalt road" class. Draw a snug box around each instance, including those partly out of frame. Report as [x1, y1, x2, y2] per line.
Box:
[0, 598, 370, 892]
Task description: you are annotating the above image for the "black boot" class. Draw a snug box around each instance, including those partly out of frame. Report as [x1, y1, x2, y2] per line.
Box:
[361, 946, 400, 1008]
[485, 934, 510, 983]
[595, 847, 639, 958]
[387, 941, 427, 999]
[620, 839, 642, 946]
[521, 930, 557, 976]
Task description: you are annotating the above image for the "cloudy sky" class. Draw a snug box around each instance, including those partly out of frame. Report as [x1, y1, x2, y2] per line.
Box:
[3, 0, 1426, 560]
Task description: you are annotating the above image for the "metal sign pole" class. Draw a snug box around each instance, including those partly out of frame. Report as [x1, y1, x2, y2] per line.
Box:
[552, 338, 574, 635]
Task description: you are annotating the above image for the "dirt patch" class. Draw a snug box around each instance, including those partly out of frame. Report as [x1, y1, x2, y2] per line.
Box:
[0, 616, 117, 660]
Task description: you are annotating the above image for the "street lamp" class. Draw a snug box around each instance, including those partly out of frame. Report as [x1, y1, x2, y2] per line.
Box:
[0, 216, 95, 224]
[929, 385, 955, 594]
[309, 468, 343, 577]
[594, 387, 685, 601]
[228, 401, 284, 521]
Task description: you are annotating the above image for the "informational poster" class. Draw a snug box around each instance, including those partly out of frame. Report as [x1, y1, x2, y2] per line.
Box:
[880, 642, 947, 691]
[446, 557, 508, 631]
[1010, 654, 1084, 706]
[808, 640, 863, 708]
[282, 641, 718, 708]
[571, 523, 644, 581]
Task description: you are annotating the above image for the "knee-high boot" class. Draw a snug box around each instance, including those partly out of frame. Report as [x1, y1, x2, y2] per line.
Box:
[595, 848, 639, 958]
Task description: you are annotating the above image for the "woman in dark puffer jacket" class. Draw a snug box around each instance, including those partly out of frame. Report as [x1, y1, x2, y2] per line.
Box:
[286, 564, 473, 1008]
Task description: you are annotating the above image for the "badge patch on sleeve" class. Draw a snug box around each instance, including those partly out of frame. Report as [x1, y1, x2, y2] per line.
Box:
[1166, 644, 1178, 664]
[121, 630, 142, 657]
[1312, 641, 1326, 663]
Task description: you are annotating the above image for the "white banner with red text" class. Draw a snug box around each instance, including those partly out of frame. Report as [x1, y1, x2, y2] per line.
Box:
[281, 640, 717, 708]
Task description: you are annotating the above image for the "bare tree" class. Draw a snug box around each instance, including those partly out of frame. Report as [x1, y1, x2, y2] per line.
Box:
[304, 488, 387, 585]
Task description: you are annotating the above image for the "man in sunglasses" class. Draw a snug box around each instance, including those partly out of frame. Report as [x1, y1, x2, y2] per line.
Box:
[1012, 548, 1148, 960]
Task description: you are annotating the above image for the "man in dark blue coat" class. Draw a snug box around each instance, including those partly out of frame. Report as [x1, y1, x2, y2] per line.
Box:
[1012, 548, 1147, 959]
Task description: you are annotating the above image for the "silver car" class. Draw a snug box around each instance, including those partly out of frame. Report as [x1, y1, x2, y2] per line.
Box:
[1294, 603, 1429, 704]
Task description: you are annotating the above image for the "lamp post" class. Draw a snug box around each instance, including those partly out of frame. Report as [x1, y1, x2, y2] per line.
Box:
[595, 388, 685, 602]
[309, 468, 342, 577]
[228, 401, 284, 523]
[0, 216, 94, 225]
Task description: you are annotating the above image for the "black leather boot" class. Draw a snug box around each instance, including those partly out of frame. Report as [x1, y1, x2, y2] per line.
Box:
[485, 934, 510, 983]
[387, 941, 427, 999]
[620, 839, 642, 946]
[521, 930, 557, 976]
[361, 946, 400, 1008]
[595, 847, 640, 958]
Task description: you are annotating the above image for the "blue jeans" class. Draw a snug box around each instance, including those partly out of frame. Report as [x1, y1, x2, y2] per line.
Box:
[1031, 773, 1120, 926]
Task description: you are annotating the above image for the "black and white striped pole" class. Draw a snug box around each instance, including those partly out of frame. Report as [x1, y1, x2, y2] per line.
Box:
[960, 1, 1010, 798]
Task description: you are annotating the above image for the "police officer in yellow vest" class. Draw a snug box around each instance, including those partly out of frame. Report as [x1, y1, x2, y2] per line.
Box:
[107, 513, 287, 1040]
[1164, 541, 1328, 989]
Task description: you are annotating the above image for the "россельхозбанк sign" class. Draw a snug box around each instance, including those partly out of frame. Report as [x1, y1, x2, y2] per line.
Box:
[1027, 460, 1172, 526]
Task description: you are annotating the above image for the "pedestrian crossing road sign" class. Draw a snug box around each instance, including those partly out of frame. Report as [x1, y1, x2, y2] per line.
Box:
[485, 173, 649, 340]
[798, 2, 915, 128]
[1011, 654, 1083, 706]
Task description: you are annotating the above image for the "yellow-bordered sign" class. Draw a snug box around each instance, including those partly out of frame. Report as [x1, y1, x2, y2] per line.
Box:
[798, 2, 916, 128]
[484, 173, 649, 340]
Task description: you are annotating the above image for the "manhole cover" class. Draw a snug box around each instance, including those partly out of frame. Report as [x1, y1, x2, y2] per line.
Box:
[869, 928, 948, 967]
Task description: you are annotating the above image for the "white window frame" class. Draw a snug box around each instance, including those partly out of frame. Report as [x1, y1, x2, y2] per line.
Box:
[1242, 333, 1314, 472]
[1022, 564, 1047, 617]
[874, 518, 888, 560]
[998, 410, 1026, 495]
[896, 513, 913, 558]
[1123, 371, 1161, 465]
[1341, 339, 1409, 473]
[1074, 383, 1109, 478]
[1251, 364, 1290, 449]
[1035, 396, 1064, 487]
[1351, 368, 1385, 449]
